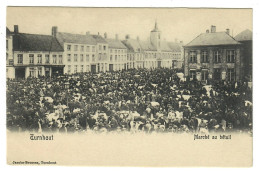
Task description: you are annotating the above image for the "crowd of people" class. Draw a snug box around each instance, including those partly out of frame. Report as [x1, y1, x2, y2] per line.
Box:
[6, 68, 253, 134]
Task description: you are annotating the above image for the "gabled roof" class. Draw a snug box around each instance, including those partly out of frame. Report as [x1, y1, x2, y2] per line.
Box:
[106, 38, 127, 49]
[13, 33, 63, 52]
[91, 35, 107, 44]
[56, 32, 97, 47]
[234, 29, 252, 41]
[185, 32, 241, 47]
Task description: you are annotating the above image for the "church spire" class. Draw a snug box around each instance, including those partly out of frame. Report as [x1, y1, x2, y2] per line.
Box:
[151, 20, 159, 32]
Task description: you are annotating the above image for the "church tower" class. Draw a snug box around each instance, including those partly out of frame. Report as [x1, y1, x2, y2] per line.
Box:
[150, 20, 161, 51]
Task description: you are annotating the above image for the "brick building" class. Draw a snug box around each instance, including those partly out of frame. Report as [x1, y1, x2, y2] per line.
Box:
[234, 29, 252, 81]
[184, 25, 243, 82]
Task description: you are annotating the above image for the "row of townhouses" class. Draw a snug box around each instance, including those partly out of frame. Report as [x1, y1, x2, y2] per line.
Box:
[6, 22, 184, 79]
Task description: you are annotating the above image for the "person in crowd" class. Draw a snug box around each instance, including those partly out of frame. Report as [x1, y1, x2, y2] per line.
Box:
[6, 68, 252, 134]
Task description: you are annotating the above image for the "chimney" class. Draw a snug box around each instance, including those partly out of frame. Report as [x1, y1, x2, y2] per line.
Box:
[211, 25, 216, 33]
[115, 34, 118, 40]
[104, 32, 107, 39]
[180, 41, 183, 44]
[51, 26, 58, 37]
[226, 28, 230, 35]
[206, 29, 209, 33]
[86, 31, 90, 35]
[98, 32, 100, 35]
[14, 25, 19, 34]
[137, 36, 140, 41]
[125, 34, 130, 40]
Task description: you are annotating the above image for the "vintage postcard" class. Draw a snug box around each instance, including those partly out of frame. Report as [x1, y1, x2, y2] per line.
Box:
[6, 7, 253, 167]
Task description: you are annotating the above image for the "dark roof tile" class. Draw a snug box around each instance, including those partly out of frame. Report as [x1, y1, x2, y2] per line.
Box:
[13, 33, 63, 52]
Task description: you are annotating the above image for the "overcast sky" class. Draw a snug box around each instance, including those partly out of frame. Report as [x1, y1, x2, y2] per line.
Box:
[6, 7, 252, 44]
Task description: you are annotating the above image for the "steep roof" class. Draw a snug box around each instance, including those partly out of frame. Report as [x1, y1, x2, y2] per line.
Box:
[56, 32, 97, 47]
[13, 33, 63, 52]
[6, 27, 12, 35]
[185, 32, 241, 47]
[234, 29, 252, 41]
[106, 38, 127, 49]
[122, 39, 142, 52]
[91, 35, 107, 44]
[139, 40, 156, 51]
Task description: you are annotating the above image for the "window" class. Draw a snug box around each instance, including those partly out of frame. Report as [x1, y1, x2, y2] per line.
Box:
[99, 53, 102, 60]
[74, 45, 78, 51]
[190, 70, 196, 80]
[110, 49, 112, 53]
[67, 45, 71, 51]
[201, 51, 208, 63]
[45, 54, 50, 63]
[110, 55, 113, 61]
[201, 70, 208, 81]
[92, 46, 95, 52]
[103, 46, 106, 51]
[38, 67, 42, 76]
[115, 55, 117, 61]
[214, 68, 221, 80]
[29, 68, 35, 77]
[86, 65, 89, 72]
[67, 54, 71, 62]
[92, 54, 95, 62]
[18, 54, 23, 64]
[68, 65, 71, 74]
[53, 55, 57, 64]
[6, 40, 8, 50]
[99, 45, 102, 51]
[227, 50, 235, 63]
[81, 45, 84, 52]
[86, 46, 90, 52]
[86, 54, 89, 62]
[214, 51, 221, 63]
[80, 54, 84, 62]
[189, 51, 197, 63]
[59, 55, 63, 64]
[74, 54, 78, 62]
[37, 54, 42, 64]
[227, 68, 235, 81]
[29, 54, 34, 64]
[74, 65, 78, 73]
[81, 65, 84, 72]
[115, 50, 117, 54]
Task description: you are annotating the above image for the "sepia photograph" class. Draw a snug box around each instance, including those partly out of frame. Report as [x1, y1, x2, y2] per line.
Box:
[5, 7, 253, 167]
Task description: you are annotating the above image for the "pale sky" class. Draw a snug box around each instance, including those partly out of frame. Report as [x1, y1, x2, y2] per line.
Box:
[6, 7, 252, 44]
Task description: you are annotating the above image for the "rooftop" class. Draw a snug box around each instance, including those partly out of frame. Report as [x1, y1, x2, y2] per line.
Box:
[105, 38, 127, 49]
[13, 33, 63, 52]
[234, 29, 252, 41]
[56, 32, 97, 47]
[185, 32, 241, 47]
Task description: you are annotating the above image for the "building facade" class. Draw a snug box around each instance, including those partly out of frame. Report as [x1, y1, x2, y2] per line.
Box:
[6, 28, 15, 79]
[105, 33, 128, 71]
[122, 22, 183, 69]
[184, 25, 243, 82]
[8, 25, 64, 79]
[234, 29, 252, 81]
